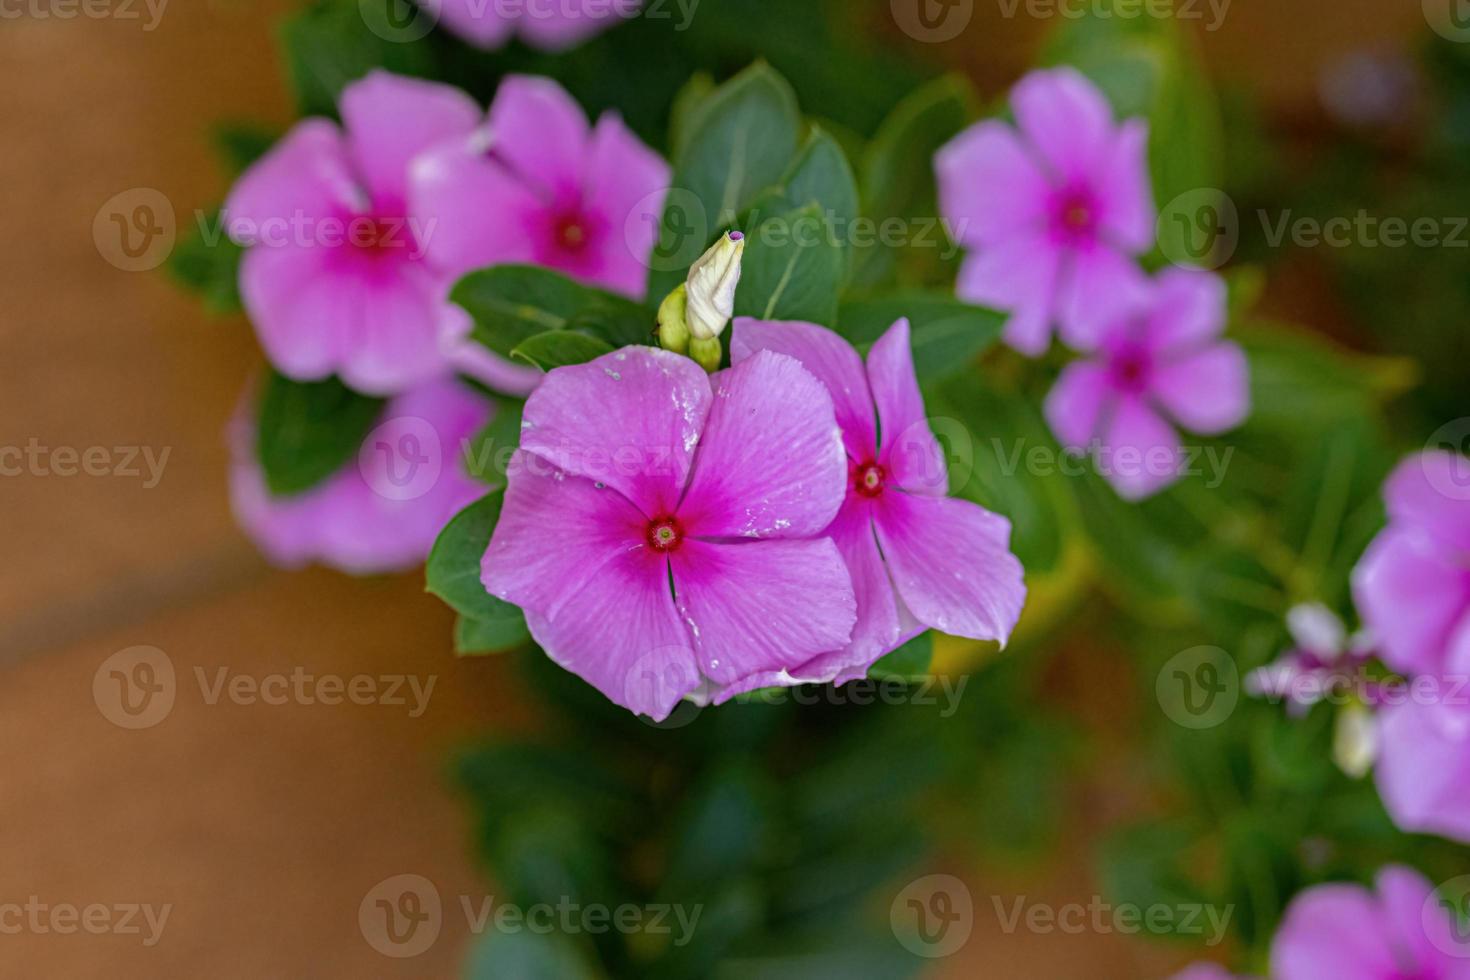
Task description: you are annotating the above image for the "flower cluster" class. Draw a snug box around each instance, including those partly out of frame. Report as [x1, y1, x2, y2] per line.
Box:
[938, 68, 1250, 499]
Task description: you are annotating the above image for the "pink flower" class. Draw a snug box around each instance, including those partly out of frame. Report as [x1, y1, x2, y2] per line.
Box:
[410, 75, 671, 302]
[225, 71, 538, 395]
[480, 346, 858, 721]
[936, 67, 1155, 356]
[1375, 696, 1470, 842]
[1043, 268, 1249, 500]
[230, 377, 493, 574]
[428, 0, 641, 52]
[1168, 966, 1251, 980]
[1270, 865, 1470, 978]
[1352, 451, 1470, 678]
[729, 317, 1027, 690]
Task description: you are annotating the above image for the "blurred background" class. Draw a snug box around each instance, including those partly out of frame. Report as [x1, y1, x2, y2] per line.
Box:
[0, 0, 1453, 976]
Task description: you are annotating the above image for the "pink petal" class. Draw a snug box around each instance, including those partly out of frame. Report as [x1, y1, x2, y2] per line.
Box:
[1145, 267, 1229, 353]
[1374, 864, 1470, 971]
[581, 112, 672, 300]
[1044, 360, 1112, 450]
[515, 0, 641, 51]
[432, 0, 518, 49]
[935, 120, 1051, 248]
[1270, 882, 1402, 980]
[873, 491, 1025, 643]
[1010, 67, 1115, 181]
[519, 347, 710, 517]
[339, 71, 482, 209]
[224, 120, 362, 241]
[1150, 342, 1250, 435]
[438, 306, 542, 397]
[335, 260, 458, 395]
[954, 231, 1061, 357]
[1352, 526, 1470, 677]
[870, 318, 947, 495]
[1384, 451, 1470, 554]
[486, 75, 590, 201]
[1377, 700, 1470, 844]
[1100, 394, 1183, 500]
[481, 449, 651, 615]
[677, 351, 849, 540]
[523, 550, 698, 722]
[670, 537, 856, 685]
[238, 243, 350, 381]
[1055, 242, 1151, 351]
[409, 132, 541, 279]
[730, 318, 877, 461]
[1167, 966, 1242, 980]
[1094, 118, 1155, 253]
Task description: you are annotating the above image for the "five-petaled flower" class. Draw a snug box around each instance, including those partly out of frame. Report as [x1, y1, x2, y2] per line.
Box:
[729, 317, 1027, 690]
[1043, 268, 1249, 500]
[937, 66, 1155, 356]
[427, 0, 642, 52]
[480, 346, 859, 721]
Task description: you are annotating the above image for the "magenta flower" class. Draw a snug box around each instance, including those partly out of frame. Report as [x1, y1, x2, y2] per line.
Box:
[230, 377, 493, 574]
[1246, 603, 1376, 717]
[480, 346, 858, 721]
[1271, 865, 1470, 978]
[1043, 268, 1249, 500]
[728, 317, 1027, 690]
[410, 75, 671, 301]
[1352, 451, 1470, 678]
[225, 71, 509, 395]
[1169, 966, 1250, 980]
[428, 0, 641, 52]
[936, 66, 1155, 355]
[1375, 697, 1470, 842]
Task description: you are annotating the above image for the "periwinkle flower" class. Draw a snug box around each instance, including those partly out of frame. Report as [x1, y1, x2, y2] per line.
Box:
[684, 231, 746, 341]
[729, 317, 1027, 690]
[428, 0, 642, 52]
[1246, 603, 1375, 717]
[480, 346, 859, 721]
[1043, 268, 1249, 500]
[936, 67, 1155, 356]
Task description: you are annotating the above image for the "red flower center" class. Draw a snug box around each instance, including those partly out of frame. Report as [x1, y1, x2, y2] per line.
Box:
[854, 461, 886, 498]
[553, 213, 591, 254]
[646, 516, 684, 552]
[351, 216, 410, 258]
[1052, 189, 1098, 243]
[1110, 343, 1153, 394]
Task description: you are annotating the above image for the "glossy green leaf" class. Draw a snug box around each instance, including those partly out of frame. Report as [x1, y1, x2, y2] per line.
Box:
[452, 266, 653, 358]
[510, 331, 616, 371]
[426, 493, 524, 627]
[255, 371, 384, 496]
[734, 204, 843, 326]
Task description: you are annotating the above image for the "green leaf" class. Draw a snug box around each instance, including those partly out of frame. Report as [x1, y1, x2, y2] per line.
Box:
[167, 213, 243, 314]
[837, 293, 1004, 382]
[868, 632, 933, 681]
[463, 399, 523, 486]
[466, 928, 599, 980]
[279, 0, 436, 118]
[1098, 821, 1213, 940]
[455, 613, 529, 656]
[749, 128, 860, 275]
[650, 63, 802, 298]
[510, 331, 616, 371]
[452, 266, 653, 358]
[426, 493, 524, 626]
[734, 204, 843, 326]
[212, 122, 278, 175]
[255, 371, 384, 496]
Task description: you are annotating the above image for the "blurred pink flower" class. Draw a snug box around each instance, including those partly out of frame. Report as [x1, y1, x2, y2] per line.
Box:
[428, 0, 641, 51]
[1352, 451, 1470, 678]
[729, 317, 1027, 690]
[1043, 268, 1249, 500]
[936, 66, 1155, 356]
[410, 74, 670, 302]
[480, 346, 857, 721]
[1168, 965, 1250, 980]
[1270, 865, 1470, 978]
[1375, 697, 1470, 842]
[230, 377, 493, 575]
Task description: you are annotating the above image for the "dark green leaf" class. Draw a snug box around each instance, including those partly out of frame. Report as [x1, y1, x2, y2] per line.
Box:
[510, 331, 616, 371]
[167, 214, 243, 314]
[280, 0, 437, 118]
[426, 493, 524, 625]
[868, 633, 933, 681]
[212, 122, 278, 175]
[255, 371, 384, 496]
[837, 293, 1004, 382]
[455, 613, 529, 656]
[452, 266, 653, 358]
[734, 204, 843, 326]
[465, 922, 600, 980]
[749, 128, 860, 275]
[463, 399, 523, 486]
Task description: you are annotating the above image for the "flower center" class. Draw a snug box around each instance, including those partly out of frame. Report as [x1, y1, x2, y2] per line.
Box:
[351, 216, 410, 258]
[1052, 189, 1098, 243]
[646, 516, 684, 552]
[854, 461, 886, 498]
[554, 213, 591, 254]
[1110, 343, 1153, 394]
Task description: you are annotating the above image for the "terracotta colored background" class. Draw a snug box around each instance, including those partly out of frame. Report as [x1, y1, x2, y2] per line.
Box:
[0, 1, 1426, 975]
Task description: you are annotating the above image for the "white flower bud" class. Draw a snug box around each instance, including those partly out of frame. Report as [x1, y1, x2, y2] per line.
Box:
[1333, 702, 1378, 779]
[684, 231, 745, 341]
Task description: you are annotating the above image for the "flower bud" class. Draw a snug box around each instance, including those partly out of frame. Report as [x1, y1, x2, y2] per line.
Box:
[685, 231, 745, 341]
[1333, 702, 1378, 779]
[657, 284, 691, 355]
[689, 335, 722, 374]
